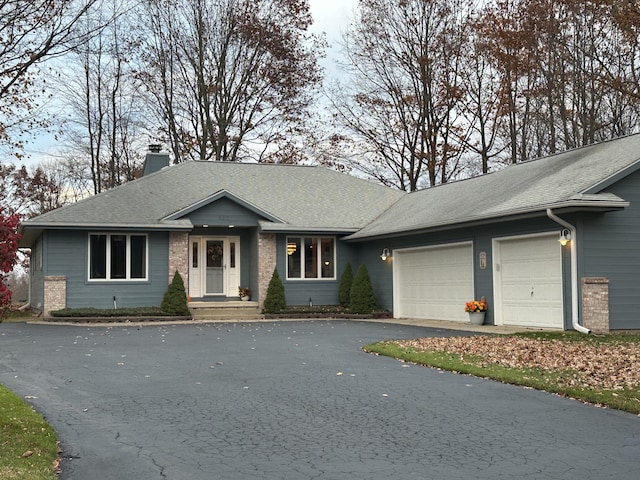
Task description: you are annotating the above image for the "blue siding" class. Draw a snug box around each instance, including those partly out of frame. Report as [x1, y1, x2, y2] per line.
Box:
[581, 172, 640, 330]
[44, 230, 169, 309]
[349, 217, 572, 327]
[187, 198, 262, 227]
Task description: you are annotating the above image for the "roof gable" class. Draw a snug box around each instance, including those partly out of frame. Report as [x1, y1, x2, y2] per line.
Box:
[163, 190, 283, 224]
[21, 162, 405, 237]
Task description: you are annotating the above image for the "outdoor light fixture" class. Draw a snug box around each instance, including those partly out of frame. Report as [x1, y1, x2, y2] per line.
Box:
[380, 248, 390, 261]
[559, 229, 571, 246]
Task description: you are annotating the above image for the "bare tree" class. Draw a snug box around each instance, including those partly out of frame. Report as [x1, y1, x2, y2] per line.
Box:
[58, 0, 145, 193]
[328, 0, 473, 191]
[0, 0, 101, 159]
[138, 0, 323, 163]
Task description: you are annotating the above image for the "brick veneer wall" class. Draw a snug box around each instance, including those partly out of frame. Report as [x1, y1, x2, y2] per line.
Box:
[581, 277, 609, 334]
[44, 276, 66, 317]
[257, 233, 277, 308]
[169, 232, 189, 292]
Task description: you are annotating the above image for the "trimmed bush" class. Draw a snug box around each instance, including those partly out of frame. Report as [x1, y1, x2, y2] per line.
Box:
[263, 269, 286, 314]
[350, 264, 377, 314]
[338, 262, 354, 307]
[161, 271, 190, 316]
[50, 307, 170, 317]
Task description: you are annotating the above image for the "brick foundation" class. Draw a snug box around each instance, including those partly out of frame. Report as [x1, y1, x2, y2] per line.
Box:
[44, 276, 67, 317]
[581, 277, 609, 334]
[169, 232, 189, 292]
[257, 233, 277, 308]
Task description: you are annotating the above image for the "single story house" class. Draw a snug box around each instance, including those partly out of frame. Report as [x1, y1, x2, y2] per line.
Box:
[19, 134, 640, 332]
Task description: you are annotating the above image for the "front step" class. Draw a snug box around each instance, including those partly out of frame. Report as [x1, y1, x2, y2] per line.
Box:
[189, 301, 264, 322]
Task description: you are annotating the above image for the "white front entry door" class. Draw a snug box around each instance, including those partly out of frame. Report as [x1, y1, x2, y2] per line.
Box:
[188, 236, 240, 298]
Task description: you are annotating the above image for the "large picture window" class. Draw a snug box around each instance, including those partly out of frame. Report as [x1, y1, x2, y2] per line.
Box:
[287, 237, 335, 280]
[89, 233, 148, 281]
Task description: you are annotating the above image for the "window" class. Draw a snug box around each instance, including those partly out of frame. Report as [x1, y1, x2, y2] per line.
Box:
[287, 236, 335, 280]
[89, 233, 147, 281]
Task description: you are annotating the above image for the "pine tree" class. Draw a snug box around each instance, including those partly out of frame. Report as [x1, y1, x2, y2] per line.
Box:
[263, 269, 286, 314]
[338, 262, 354, 307]
[161, 271, 190, 316]
[349, 264, 377, 314]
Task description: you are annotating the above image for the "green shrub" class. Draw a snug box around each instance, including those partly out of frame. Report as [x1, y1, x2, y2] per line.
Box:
[50, 307, 170, 317]
[338, 262, 354, 307]
[350, 264, 377, 314]
[161, 271, 190, 316]
[263, 269, 286, 314]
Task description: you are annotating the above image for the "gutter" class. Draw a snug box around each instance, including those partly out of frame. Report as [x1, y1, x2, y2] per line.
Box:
[546, 209, 590, 334]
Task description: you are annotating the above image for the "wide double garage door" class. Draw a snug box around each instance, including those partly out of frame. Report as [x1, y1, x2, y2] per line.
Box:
[393, 235, 564, 328]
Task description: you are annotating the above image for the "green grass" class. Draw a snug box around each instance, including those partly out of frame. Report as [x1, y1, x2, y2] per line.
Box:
[0, 385, 59, 479]
[364, 332, 640, 415]
[1, 309, 35, 323]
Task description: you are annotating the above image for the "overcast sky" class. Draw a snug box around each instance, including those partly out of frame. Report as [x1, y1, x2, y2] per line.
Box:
[309, 0, 356, 75]
[21, 0, 358, 163]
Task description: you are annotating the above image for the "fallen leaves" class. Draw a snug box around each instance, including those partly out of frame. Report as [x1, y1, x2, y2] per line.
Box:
[396, 336, 640, 390]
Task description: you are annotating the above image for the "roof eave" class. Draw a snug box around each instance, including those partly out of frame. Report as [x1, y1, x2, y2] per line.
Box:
[258, 222, 359, 235]
[346, 198, 629, 242]
[18, 220, 194, 247]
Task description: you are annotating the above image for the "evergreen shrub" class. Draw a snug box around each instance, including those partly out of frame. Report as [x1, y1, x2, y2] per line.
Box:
[263, 269, 286, 314]
[349, 264, 377, 314]
[161, 271, 190, 316]
[338, 262, 354, 307]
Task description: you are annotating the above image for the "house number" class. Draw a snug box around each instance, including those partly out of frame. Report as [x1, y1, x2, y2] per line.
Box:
[479, 251, 487, 270]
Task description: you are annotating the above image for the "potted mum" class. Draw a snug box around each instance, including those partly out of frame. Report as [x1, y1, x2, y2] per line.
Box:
[464, 297, 487, 325]
[239, 287, 251, 301]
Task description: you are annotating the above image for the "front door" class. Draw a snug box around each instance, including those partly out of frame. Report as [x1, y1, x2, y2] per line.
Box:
[189, 236, 240, 298]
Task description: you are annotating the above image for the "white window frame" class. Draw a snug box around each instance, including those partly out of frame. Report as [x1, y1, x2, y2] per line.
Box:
[87, 233, 149, 281]
[286, 236, 336, 281]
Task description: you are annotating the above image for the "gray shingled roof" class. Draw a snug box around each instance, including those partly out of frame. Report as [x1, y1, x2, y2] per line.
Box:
[22, 162, 405, 234]
[347, 134, 639, 240]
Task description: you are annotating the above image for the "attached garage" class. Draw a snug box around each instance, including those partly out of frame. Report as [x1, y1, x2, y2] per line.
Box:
[393, 242, 473, 322]
[493, 234, 564, 329]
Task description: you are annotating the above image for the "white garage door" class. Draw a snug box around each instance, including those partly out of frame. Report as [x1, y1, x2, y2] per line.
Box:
[494, 234, 564, 329]
[394, 243, 473, 322]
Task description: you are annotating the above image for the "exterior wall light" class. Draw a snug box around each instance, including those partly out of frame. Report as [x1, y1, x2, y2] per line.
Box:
[559, 229, 571, 246]
[380, 248, 390, 261]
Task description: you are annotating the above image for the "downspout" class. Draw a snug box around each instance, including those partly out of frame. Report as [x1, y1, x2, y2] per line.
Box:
[18, 249, 31, 311]
[546, 209, 590, 334]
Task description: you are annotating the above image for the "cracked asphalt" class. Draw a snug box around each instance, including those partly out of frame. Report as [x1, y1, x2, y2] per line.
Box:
[1, 320, 640, 479]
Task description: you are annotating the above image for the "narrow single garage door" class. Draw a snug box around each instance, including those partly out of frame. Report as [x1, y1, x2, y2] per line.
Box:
[494, 234, 564, 329]
[394, 243, 473, 322]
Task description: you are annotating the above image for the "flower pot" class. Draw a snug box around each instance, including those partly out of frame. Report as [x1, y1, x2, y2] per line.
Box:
[241, 296, 250, 301]
[468, 311, 486, 325]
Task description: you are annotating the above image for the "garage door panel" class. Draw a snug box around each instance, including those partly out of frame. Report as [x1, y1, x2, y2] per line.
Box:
[496, 235, 564, 329]
[395, 243, 473, 322]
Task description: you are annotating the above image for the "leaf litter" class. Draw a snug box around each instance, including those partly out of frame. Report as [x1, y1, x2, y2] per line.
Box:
[396, 336, 640, 390]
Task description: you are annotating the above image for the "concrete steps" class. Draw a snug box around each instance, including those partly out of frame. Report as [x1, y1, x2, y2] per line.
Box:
[189, 301, 264, 322]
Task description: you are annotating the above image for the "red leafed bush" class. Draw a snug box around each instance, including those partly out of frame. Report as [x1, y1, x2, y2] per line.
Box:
[0, 208, 21, 310]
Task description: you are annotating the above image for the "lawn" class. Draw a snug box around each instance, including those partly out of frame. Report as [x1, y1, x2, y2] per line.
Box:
[364, 331, 640, 414]
[0, 384, 59, 479]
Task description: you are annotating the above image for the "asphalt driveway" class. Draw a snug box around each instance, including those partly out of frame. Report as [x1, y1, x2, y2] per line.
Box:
[1, 320, 639, 479]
